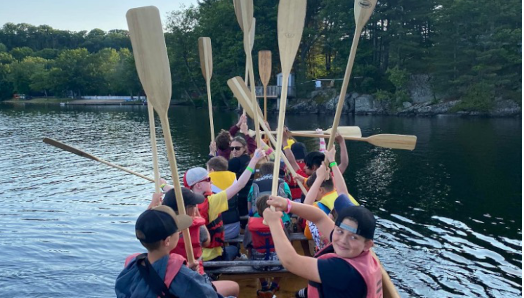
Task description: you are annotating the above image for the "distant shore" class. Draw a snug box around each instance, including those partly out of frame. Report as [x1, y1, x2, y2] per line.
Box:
[1, 98, 190, 106]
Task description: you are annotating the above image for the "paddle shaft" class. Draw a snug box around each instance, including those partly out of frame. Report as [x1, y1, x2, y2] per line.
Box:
[327, 29, 361, 151]
[43, 138, 155, 182]
[206, 78, 214, 142]
[263, 84, 267, 121]
[158, 114, 195, 264]
[147, 102, 162, 193]
[271, 74, 289, 195]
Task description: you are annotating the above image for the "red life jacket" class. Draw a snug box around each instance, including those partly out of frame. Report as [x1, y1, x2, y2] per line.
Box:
[124, 253, 186, 290]
[248, 217, 283, 256]
[286, 162, 307, 200]
[171, 216, 206, 274]
[198, 192, 225, 249]
[307, 245, 383, 298]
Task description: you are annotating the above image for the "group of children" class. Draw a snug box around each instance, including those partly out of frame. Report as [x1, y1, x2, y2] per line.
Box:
[115, 116, 382, 298]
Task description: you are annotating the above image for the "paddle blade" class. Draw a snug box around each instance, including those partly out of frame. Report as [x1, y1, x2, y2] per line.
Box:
[228, 76, 264, 119]
[228, 76, 255, 118]
[365, 134, 417, 151]
[258, 50, 272, 86]
[43, 138, 98, 161]
[277, 0, 307, 74]
[198, 37, 213, 80]
[234, 0, 253, 32]
[354, 0, 377, 28]
[249, 18, 256, 51]
[126, 6, 172, 115]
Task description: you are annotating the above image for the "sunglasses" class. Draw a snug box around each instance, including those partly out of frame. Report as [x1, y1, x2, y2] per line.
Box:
[230, 146, 243, 151]
[197, 177, 211, 183]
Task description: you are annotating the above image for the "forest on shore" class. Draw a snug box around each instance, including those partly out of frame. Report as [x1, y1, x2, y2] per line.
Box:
[0, 0, 521, 112]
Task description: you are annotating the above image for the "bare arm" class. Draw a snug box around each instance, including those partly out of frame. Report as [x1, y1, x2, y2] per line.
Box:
[283, 128, 300, 171]
[336, 133, 349, 174]
[325, 147, 349, 197]
[264, 208, 321, 283]
[267, 196, 335, 243]
[304, 163, 328, 205]
[225, 149, 265, 199]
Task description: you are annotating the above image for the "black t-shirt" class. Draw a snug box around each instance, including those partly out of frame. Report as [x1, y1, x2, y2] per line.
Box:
[316, 257, 367, 297]
[228, 155, 253, 215]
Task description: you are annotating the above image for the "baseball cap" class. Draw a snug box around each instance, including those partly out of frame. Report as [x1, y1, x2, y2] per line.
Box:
[183, 167, 208, 188]
[334, 194, 355, 213]
[163, 187, 205, 212]
[291, 142, 307, 160]
[135, 205, 192, 243]
[335, 206, 376, 240]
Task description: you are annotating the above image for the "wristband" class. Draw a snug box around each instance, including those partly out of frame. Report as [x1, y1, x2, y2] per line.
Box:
[286, 199, 292, 213]
[246, 166, 255, 173]
[160, 183, 166, 190]
[329, 161, 337, 168]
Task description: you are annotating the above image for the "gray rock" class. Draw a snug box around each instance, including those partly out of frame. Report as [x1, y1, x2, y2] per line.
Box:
[491, 100, 521, 117]
[408, 74, 434, 103]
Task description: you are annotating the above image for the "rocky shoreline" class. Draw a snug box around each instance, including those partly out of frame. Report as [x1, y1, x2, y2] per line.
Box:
[278, 91, 521, 117]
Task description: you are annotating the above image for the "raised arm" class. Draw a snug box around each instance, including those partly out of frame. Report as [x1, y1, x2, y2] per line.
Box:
[325, 147, 349, 197]
[303, 163, 328, 206]
[335, 133, 349, 174]
[225, 148, 265, 199]
[267, 196, 335, 244]
[283, 127, 300, 171]
[264, 206, 322, 283]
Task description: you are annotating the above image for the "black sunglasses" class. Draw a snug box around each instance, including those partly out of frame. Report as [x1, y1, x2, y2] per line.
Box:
[230, 146, 243, 151]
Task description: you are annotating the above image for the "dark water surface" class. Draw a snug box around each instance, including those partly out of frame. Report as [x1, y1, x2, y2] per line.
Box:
[0, 104, 521, 297]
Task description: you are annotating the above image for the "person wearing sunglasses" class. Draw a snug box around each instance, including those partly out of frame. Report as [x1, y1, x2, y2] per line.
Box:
[185, 148, 266, 263]
[209, 114, 256, 161]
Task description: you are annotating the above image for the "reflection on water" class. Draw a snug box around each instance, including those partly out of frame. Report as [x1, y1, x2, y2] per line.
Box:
[0, 105, 521, 297]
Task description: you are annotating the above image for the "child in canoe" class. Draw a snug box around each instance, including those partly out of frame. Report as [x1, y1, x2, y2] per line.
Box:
[115, 205, 221, 297]
[263, 196, 382, 298]
[243, 194, 288, 297]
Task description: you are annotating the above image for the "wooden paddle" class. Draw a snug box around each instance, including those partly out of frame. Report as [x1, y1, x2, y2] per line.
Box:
[258, 50, 272, 121]
[228, 76, 308, 196]
[271, 0, 307, 195]
[255, 127, 363, 138]
[245, 18, 256, 87]
[127, 6, 195, 264]
[198, 37, 215, 142]
[43, 137, 155, 182]
[290, 132, 417, 151]
[237, 1, 261, 147]
[326, 0, 378, 152]
[147, 102, 162, 197]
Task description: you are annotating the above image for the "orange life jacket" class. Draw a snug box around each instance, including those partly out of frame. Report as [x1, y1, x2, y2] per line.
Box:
[124, 253, 186, 291]
[171, 216, 206, 274]
[198, 192, 225, 249]
[307, 245, 383, 298]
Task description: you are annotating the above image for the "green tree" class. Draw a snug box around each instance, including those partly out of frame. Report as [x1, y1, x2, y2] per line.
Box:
[0, 63, 13, 100]
[10, 47, 34, 61]
[8, 56, 47, 95]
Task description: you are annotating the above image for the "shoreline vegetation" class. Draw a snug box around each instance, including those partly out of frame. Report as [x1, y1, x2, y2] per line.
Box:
[0, 0, 521, 116]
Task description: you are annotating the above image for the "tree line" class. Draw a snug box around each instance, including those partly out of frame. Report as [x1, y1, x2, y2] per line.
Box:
[0, 0, 521, 111]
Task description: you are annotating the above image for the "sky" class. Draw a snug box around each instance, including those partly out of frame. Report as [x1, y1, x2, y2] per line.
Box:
[0, 0, 198, 32]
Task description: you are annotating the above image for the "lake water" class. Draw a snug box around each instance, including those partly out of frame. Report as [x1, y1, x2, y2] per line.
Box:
[0, 104, 521, 297]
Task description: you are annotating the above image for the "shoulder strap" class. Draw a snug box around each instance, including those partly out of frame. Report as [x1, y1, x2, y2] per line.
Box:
[136, 254, 178, 298]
